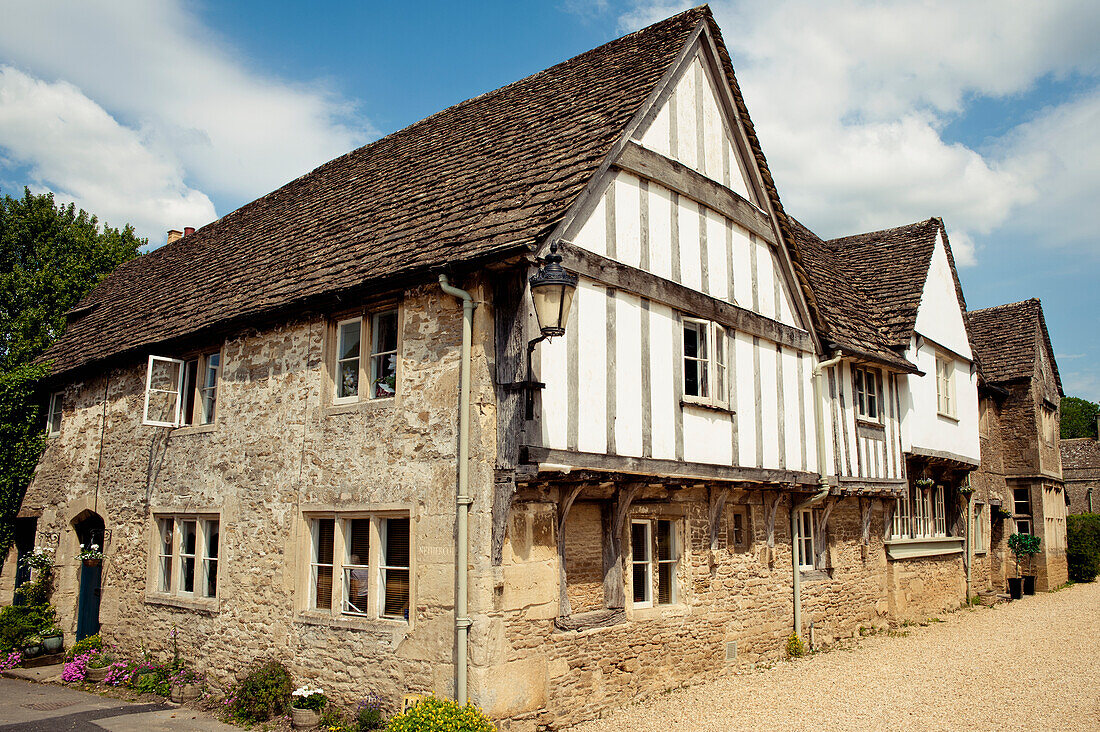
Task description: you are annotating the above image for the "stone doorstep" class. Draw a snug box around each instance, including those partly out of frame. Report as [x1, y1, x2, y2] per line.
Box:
[22, 652, 64, 668]
[2, 663, 64, 682]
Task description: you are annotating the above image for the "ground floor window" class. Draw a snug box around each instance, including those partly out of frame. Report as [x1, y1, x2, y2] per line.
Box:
[892, 483, 952, 539]
[974, 502, 986, 552]
[154, 514, 219, 599]
[796, 509, 815, 570]
[308, 512, 411, 622]
[630, 518, 679, 608]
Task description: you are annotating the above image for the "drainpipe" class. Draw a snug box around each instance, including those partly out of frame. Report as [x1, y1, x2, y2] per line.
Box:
[438, 274, 476, 705]
[965, 474, 973, 602]
[792, 351, 843, 638]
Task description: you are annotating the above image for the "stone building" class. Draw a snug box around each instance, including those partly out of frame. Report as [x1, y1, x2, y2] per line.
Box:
[1061, 417, 1100, 514]
[2, 7, 987, 728]
[967, 299, 1068, 592]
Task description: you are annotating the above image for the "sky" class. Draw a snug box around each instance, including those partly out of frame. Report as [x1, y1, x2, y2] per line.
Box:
[0, 0, 1097, 400]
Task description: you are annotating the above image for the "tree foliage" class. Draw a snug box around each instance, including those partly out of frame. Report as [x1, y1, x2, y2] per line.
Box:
[1061, 396, 1099, 440]
[0, 188, 142, 553]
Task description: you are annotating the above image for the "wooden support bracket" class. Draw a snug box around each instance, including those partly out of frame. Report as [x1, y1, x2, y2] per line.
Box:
[556, 483, 586, 618]
[709, 486, 732, 552]
[603, 482, 643, 610]
[765, 491, 782, 548]
[860, 497, 873, 546]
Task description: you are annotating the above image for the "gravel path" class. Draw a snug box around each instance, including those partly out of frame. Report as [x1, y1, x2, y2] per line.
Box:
[576, 582, 1100, 731]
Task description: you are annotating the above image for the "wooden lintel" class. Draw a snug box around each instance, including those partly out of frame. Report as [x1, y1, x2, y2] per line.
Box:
[523, 446, 820, 487]
[557, 242, 812, 352]
[614, 141, 776, 245]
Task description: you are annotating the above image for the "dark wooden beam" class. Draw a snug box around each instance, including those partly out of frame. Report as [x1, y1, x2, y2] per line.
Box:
[557, 242, 812, 352]
[522, 446, 819, 486]
[613, 141, 776, 245]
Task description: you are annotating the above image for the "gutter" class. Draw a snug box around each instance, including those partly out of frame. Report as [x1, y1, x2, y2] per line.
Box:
[438, 274, 476, 706]
[792, 351, 843, 638]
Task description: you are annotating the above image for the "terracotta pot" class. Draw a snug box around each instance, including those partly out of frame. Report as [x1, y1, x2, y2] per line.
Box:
[1023, 575, 1036, 595]
[170, 683, 201, 703]
[42, 635, 63, 654]
[291, 707, 321, 729]
[84, 666, 110, 683]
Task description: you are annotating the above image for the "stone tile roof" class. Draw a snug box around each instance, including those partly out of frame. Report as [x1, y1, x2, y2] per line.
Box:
[966, 298, 1062, 391]
[41, 7, 711, 376]
[1062, 438, 1100, 476]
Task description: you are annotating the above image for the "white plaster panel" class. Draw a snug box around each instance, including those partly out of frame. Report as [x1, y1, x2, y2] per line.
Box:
[734, 333, 757, 466]
[913, 232, 973, 360]
[731, 225, 753, 306]
[673, 59, 698, 169]
[638, 98, 670, 157]
[615, 292, 643, 457]
[678, 198, 702, 292]
[706, 210, 728, 301]
[572, 190, 606, 257]
[614, 173, 641, 269]
[647, 186, 673, 281]
[575, 281, 607, 454]
[683, 408, 732, 465]
[782, 348, 802, 470]
[803, 353, 820, 474]
[649, 304, 677, 460]
[759, 343, 780, 469]
[756, 239, 776, 319]
[540, 309, 568, 450]
[700, 65, 725, 183]
[901, 339, 980, 462]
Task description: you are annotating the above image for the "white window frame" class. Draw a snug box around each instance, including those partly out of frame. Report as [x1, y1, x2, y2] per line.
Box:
[913, 488, 930, 538]
[974, 503, 986, 553]
[655, 519, 679, 605]
[630, 519, 653, 608]
[936, 355, 956, 418]
[306, 511, 412, 623]
[681, 317, 728, 408]
[932, 486, 947, 537]
[893, 495, 911, 539]
[333, 308, 400, 404]
[152, 514, 219, 600]
[334, 317, 363, 404]
[143, 355, 186, 427]
[369, 309, 399, 400]
[796, 509, 815, 570]
[854, 366, 881, 422]
[198, 352, 220, 425]
[46, 391, 63, 437]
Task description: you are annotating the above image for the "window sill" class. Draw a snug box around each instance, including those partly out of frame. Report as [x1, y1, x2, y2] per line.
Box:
[144, 594, 219, 614]
[799, 569, 829, 581]
[885, 536, 964, 560]
[856, 418, 885, 430]
[629, 603, 689, 621]
[295, 610, 410, 634]
[172, 423, 217, 436]
[937, 412, 960, 423]
[324, 398, 396, 417]
[680, 399, 735, 415]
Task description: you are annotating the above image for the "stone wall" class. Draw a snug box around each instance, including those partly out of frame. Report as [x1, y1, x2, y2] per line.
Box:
[1, 282, 501, 713]
[562, 503, 606, 614]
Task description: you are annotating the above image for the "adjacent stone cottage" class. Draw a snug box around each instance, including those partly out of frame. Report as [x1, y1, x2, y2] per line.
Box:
[1, 6, 995, 728]
[967, 299, 1068, 592]
[1062, 419, 1100, 514]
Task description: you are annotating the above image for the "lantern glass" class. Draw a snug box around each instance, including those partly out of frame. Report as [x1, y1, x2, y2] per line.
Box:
[531, 281, 576, 337]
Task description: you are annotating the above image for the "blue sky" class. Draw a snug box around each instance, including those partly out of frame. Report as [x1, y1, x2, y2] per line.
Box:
[0, 1, 1097, 400]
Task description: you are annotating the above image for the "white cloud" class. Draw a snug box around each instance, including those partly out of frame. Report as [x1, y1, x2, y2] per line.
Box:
[0, 0, 374, 242]
[616, 1, 1100, 264]
[0, 66, 215, 238]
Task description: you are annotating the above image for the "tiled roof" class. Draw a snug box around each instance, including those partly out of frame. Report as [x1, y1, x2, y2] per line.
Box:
[1062, 438, 1100, 474]
[785, 218, 915, 371]
[41, 7, 710, 376]
[966, 298, 1062, 391]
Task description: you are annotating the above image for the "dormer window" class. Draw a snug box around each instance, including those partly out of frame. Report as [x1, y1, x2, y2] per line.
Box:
[853, 366, 881, 422]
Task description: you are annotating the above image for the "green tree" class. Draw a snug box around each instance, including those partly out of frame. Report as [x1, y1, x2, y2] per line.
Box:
[0, 188, 142, 554]
[1061, 396, 1099, 439]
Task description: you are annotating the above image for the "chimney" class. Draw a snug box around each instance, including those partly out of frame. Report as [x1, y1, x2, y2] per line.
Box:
[184, 226, 196, 237]
[167, 229, 183, 245]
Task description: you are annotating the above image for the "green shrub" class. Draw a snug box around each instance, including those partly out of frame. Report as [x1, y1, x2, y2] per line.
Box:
[785, 632, 806, 659]
[385, 696, 495, 732]
[1068, 513, 1100, 582]
[64, 633, 102, 661]
[228, 660, 293, 723]
[0, 605, 56, 652]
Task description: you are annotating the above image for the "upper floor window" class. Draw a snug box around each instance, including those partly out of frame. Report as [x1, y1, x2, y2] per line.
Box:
[682, 318, 727, 407]
[630, 518, 679, 608]
[1013, 487, 1032, 534]
[936, 356, 956, 418]
[1040, 405, 1056, 444]
[46, 391, 63, 437]
[853, 367, 881, 421]
[795, 509, 815, 570]
[143, 350, 221, 428]
[333, 308, 399, 404]
[154, 514, 219, 599]
[308, 512, 411, 622]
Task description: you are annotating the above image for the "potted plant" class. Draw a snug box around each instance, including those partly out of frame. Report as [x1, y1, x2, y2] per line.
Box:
[78, 543, 105, 567]
[41, 626, 64, 655]
[1020, 533, 1041, 594]
[1007, 532, 1042, 598]
[84, 650, 114, 682]
[290, 685, 326, 728]
[169, 667, 204, 703]
[22, 635, 44, 659]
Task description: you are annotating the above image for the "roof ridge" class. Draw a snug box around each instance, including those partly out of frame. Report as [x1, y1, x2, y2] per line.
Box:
[968, 298, 1041, 315]
[826, 217, 939, 245]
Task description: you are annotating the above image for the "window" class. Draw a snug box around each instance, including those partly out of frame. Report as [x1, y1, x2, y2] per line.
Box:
[796, 509, 815, 570]
[682, 318, 727, 407]
[936, 356, 956, 417]
[333, 309, 399, 403]
[1040, 406, 1056, 444]
[46, 392, 63, 437]
[630, 518, 679, 608]
[153, 515, 219, 599]
[912, 488, 930, 538]
[143, 351, 221, 427]
[974, 503, 985, 552]
[1015, 517, 1032, 535]
[308, 512, 412, 622]
[893, 495, 910, 538]
[854, 367, 881, 421]
[932, 486, 947, 537]
[1013, 486, 1032, 535]
[728, 509, 750, 549]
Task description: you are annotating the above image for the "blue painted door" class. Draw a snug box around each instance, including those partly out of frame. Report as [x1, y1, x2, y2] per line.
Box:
[76, 561, 101, 640]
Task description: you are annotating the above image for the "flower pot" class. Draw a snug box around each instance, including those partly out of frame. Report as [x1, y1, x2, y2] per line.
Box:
[42, 635, 63, 654]
[22, 644, 42, 659]
[85, 666, 110, 683]
[1023, 575, 1036, 595]
[82, 558, 102, 568]
[1007, 577, 1023, 600]
[291, 707, 321, 729]
[170, 683, 201, 704]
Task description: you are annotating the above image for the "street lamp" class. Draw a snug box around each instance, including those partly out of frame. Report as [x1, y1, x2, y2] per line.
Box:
[512, 241, 578, 419]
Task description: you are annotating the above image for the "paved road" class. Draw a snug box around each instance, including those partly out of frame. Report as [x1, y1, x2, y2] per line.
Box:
[0, 678, 236, 731]
[577, 581, 1100, 731]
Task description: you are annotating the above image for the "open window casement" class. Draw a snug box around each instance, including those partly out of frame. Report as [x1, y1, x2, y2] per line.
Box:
[143, 355, 186, 427]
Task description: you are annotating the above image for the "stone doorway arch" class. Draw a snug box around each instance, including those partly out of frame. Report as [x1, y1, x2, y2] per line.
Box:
[71, 510, 105, 640]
